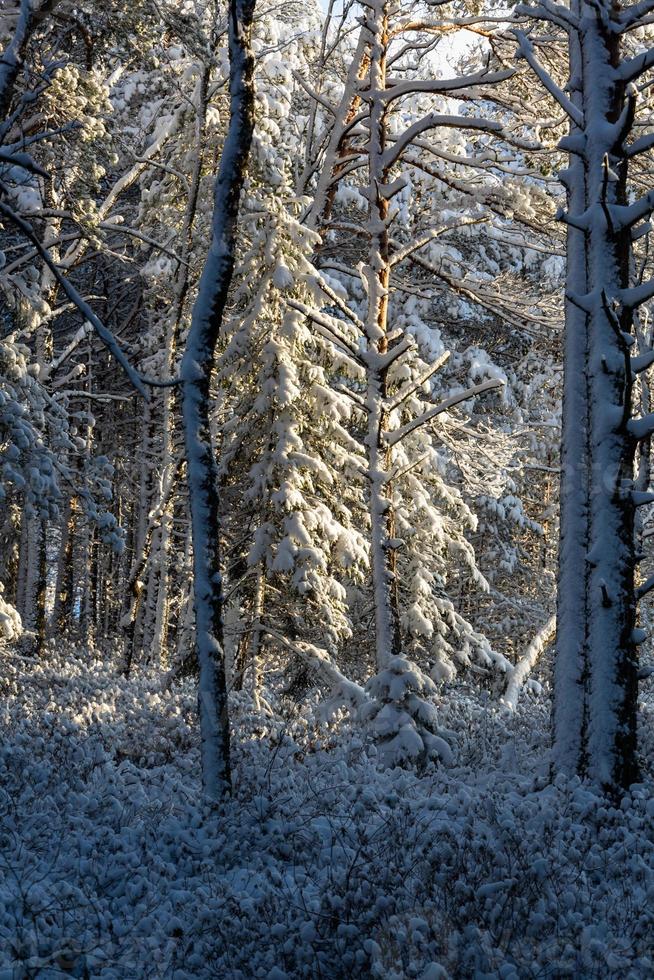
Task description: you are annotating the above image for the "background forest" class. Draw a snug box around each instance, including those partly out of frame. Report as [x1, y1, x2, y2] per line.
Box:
[0, 1, 653, 977]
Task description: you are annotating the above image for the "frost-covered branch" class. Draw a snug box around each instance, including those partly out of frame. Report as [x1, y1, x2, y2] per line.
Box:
[386, 351, 450, 411]
[619, 277, 654, 310]
[514, 30, 584, 126]
[0, 0, 59, 125]
[514, 1, 579, 31]
[0, 201, 150, 397]
[619, 46, 654, 81]
[286, 298, 363, 363]
[616, 0, 654, 32]
[261, 626, 367, 713]
[628, 411, 654, 440]
[503, 614, 556, 712]
[636, 571, 654, 600]
[383, 114, 503, 169]
[373, 68, 514, 106]
[632, 348, 654, 373]
[385, 379, 504, 447]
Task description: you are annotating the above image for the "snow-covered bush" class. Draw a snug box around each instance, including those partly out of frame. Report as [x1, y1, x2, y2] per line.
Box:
[361, 656, 454, 768]
[0, 586, 21, 641]
[0, 648, 652, 978]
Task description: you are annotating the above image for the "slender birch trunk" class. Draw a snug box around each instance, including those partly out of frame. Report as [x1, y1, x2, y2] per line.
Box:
[180, 0, 257, 800]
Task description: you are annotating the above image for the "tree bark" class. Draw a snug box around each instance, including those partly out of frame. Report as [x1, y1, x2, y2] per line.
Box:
[546, 1, 642, 789]
[180, 0, 257, 800]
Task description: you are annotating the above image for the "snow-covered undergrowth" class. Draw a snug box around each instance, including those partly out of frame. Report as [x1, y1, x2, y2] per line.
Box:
[0, 590, 21, 642]
[1, 646, 653, 978]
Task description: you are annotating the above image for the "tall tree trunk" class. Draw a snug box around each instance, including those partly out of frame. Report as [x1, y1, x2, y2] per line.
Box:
[519, 0, 651, 789]
[149, 518, 171, 666]
[16, 513, 29, 616]
[552, 0, 590, 778]
[362, 1, 402, 669]
[180, 0, 257, 800]
[577, 13, 638, 789]
[249, 567, 266, 709]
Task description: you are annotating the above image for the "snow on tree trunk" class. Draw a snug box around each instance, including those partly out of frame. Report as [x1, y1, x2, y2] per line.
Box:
[517, 0, 654, 789]
[576, 11, 638, 790]
[551, 0, 591, 779]
[180, 0, 257, 801]
[362, 1, 403, 670]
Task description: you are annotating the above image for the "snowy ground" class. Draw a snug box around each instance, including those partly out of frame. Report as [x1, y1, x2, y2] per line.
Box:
[1, 645, 653, 979]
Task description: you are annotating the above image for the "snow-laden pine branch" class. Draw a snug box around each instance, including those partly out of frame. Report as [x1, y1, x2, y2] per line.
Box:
[503, 615, 556, 712]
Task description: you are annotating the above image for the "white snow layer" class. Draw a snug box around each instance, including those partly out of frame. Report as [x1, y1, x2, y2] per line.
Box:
[0, 646, 652, 978]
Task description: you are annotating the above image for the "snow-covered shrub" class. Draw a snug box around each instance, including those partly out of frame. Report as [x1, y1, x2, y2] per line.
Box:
[360, 656, 454, 768]
[0, 586, 21, 641]
[0, 648, 652, 977]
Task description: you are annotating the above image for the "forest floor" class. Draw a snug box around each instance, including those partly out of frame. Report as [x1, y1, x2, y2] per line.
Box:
[0, 645, 653, 979]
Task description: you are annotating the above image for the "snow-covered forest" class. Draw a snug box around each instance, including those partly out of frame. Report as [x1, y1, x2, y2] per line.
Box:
[1, 0, 654, 975]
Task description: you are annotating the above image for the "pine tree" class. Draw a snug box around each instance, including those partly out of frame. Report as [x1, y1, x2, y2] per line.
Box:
[517, 0, 654, 790]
